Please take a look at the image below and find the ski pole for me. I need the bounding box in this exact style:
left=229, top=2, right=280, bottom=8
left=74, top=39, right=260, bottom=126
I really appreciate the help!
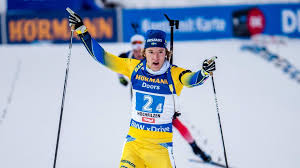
left=53, top=9, right=74, bottom=167
left=209, top=56, right=229, bottom=168
left=0, top=59, right=21, bottom=125
left=131, top=23, right=139, bottom=34
left=164, top=14, right=179, bottom=64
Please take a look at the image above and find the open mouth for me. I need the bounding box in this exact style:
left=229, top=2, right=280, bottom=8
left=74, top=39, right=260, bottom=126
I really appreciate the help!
left=153, top=62, right=159, bottom=66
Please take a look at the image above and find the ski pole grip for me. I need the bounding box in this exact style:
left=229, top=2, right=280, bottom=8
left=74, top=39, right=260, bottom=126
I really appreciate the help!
left=208, top=56, right=217, bottom=76
left=66, top=7, right=75, bottom=31
left=208, top=56, right=218, bottom=63
left=66, top=7, right=75, bottom=15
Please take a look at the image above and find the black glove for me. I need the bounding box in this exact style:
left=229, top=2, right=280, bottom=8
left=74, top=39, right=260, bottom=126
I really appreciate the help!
left=172, top=112, right=181, bottom=120
left=67, top=8, right=86, bottom=34
left=190, top=141, right=212, bottom=162
left=202, top=59, right=216, bottom=74
left=119, top=77, right=128, bottom=86
left=68, top=12, right=83, bottom=29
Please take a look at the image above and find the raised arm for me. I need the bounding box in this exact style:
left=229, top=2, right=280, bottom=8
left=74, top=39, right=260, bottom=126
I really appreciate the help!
left=67, top=8, right=139, bottom=78
left=182, top=58, right=216, bottom=87
left=79, top=32, right=137, bottom=76
left=171, top=59, right=216, bottom=95
left=180, top=69, right=209, bottom=87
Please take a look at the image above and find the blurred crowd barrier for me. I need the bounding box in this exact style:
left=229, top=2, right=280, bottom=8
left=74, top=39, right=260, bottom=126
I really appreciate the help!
left=0, top=2, right=300, bottom=44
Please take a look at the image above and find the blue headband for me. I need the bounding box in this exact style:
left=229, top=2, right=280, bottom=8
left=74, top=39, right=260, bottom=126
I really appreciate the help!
left=144, top=29, right=167, bottom=49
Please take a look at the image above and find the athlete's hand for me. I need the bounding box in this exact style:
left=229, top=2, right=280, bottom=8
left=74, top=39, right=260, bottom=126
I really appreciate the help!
left=66, top=7, right=87, bottom=34
left=119, top=77, right=128, bottom=86
left=202, top=58, right=216, bottom=75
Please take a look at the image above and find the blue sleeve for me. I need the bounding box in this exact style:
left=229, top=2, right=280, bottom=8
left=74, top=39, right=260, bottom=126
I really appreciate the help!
left=80, top=32, right=106, bottom=65
left=180, top=69, right=209, bottom=87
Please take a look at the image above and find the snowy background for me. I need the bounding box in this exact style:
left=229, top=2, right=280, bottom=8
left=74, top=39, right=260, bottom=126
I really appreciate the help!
left=0, top=38, right=299, bottom=168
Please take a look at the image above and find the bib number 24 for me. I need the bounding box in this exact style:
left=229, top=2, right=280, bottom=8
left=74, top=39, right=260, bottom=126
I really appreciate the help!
left=136, top=92, right=165, bottom=113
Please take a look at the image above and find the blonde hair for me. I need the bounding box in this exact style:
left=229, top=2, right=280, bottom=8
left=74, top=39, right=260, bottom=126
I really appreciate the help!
left=142, top=48, right=172, bottom=61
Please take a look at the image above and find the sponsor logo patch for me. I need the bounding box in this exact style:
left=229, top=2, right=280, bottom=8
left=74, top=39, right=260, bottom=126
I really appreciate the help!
left=130, top=119, right=172, bottom=132
left=147, top=38, right=162, bottom=42
left=135, top=74, right=168, bottom=84
left=137, top=111, right=161, bottom=118
left=142, top=117, right=155, bottom=123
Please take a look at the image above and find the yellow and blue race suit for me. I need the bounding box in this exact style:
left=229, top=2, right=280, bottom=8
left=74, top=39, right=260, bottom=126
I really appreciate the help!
left=79, top=32, right=209, bottom=168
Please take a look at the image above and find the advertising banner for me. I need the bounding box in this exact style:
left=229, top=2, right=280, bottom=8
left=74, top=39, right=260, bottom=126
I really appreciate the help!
left=232, top=4, right=300, bottom=38
left=122, top=4, right=300, bottom=42
left=122, top=7, right=232, bottom=42
left=8, top=0, right=80, bottom=11
left=261, top=4, right=300, bottom=37
left=6, top=10, right=117, bottom=44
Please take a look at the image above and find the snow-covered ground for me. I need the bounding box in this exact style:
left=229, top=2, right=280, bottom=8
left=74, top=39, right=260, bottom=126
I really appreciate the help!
left=0, top=38, right=299, bottom=168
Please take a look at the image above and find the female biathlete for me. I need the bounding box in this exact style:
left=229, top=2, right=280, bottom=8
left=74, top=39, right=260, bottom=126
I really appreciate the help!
left=68, top=9, right=216, bottom=168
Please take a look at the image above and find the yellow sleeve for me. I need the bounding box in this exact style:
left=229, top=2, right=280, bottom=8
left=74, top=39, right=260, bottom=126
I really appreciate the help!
left=170, top=66, right=186, bottom=96
left=104, top=52, right=140, bottom=79
left=79, top=32, right=140, bottom=79
left=171, top=65, right=209, bottom=95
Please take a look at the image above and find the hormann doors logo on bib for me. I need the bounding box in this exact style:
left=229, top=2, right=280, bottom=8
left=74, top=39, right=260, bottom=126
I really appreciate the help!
left=135, top=74, right=168, bottom=90
left=135, top=74, right=168, bottom=84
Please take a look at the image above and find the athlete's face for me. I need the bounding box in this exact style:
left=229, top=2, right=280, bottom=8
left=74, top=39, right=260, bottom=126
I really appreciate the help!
left=145, top=47, right=166, bottom=71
